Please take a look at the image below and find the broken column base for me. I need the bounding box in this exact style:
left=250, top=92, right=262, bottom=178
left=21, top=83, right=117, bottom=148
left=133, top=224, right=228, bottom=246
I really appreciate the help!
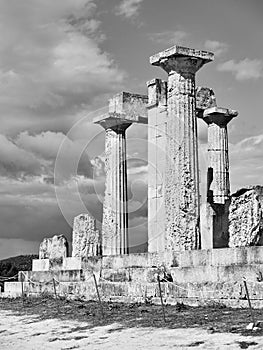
left=2, top=247, right=263, bottom=308
left=201, top=202, right=230, bottom=249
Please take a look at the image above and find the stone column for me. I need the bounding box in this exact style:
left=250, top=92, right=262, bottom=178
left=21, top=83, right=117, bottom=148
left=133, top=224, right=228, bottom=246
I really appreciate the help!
left=96, top=117, right=131, bottom=256
left=150, top=45, right=214, bottom=251
left=200, top=107, right=238, bottom=248
left=94, top=92, right=148, bottom=256
left=147, top=78, right=168, bottom=252
left=203, top=107, right=238, bottom=204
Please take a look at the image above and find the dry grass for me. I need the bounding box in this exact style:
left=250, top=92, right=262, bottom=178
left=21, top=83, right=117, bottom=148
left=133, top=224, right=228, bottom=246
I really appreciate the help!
left=0, top=295, right=262, bottom=337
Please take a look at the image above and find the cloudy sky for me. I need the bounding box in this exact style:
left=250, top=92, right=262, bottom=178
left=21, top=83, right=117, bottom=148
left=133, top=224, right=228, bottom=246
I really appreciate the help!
left=0, top=0, right=262, bottom=259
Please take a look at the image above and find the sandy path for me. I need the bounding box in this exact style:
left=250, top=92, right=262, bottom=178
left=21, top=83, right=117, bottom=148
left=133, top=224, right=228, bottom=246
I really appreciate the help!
left=0, top=309, right=262, bottom=349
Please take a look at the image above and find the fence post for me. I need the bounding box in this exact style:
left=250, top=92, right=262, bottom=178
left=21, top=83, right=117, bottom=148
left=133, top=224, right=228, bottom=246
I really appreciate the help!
left=157, top=274, right=166, bottom=323
left=243, top=278, right=255, bottom=325
left=21, top=280, right=24, bottom=306
left=52, top=278, right=60, bottom=312
left=93, top=273, right=104, bottom=319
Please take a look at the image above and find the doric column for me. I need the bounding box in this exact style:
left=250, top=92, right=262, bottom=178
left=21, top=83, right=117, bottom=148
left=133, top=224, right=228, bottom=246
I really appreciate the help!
left=97, top=118, right=131, bottom=255
left=147, top=78, right=168, bottom=252
left=203, top=107, right=238, bottom=204
left=150, top=45, right=214, bottom=251
left=94, top=92, right=147, bottom=256
left=199, top=106, right=238, bottom=248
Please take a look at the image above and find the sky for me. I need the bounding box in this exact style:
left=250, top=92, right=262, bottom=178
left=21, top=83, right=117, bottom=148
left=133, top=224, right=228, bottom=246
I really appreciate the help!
left=0, top=0, right=262, bottom=259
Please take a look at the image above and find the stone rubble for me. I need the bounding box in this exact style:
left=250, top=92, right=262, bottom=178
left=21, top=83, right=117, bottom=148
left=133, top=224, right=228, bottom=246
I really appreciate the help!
left=39, top=234, right=68, bottom=261
left=229, top=186, right=263, bottom=247
left=72, top=213, right=102, bottom=258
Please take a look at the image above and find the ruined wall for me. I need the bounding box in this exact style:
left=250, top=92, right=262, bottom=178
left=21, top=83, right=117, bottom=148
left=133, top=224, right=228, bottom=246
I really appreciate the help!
left=39, top=235, right=68, bottom=260
left=72, top=214, right=102, bottom=258
left=229, top=186, right=263, bottom=247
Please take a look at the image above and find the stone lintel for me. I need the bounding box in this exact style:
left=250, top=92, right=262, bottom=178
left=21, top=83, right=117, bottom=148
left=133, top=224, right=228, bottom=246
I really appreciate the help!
left=94, top=112, right=147, bottom=130
left=203, top=107, right=238, bottom=126
left=109, top=91, right=148, bottom=119
left=146, top=78, right=167, bottom=108
left=150, top=45, right=214, bottom=67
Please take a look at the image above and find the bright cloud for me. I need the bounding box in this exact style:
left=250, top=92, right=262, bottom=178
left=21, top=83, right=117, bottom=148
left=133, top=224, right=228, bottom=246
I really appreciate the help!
left=218, top=58, right=263, bottom=80
left=204, top=40, right=228, bottom=57
left=0, top=0, right=125, bottom=135
left=115, top=0, right=144, bottom=19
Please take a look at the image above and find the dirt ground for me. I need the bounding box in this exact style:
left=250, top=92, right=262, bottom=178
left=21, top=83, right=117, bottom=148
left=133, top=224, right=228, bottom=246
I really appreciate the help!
left=0, top=296, right=263, bottom=349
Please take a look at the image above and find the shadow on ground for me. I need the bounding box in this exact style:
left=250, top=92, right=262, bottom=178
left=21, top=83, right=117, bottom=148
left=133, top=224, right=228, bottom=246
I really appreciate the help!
left=0, top=295, right=262, bottom=338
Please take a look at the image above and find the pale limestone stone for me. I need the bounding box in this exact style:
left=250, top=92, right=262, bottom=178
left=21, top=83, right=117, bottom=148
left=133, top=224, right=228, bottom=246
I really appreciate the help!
left=199, top=107, right=238, bottom=248
left=229, top=186, right=263, bottom=247
left=39, top=234, right=68, bottom=261
left=195, top=86, right=217, bottom=117
left=150, top=45, right=214, bottom=251
left=72, top=213, right=101, bottom=258
left=94, top=92, right=148, bottom=256
left=203, top=107, right=238, bottom=204
left=147, top=78, right=167, bottom=252
left=108, top=92, right=148, bottom=120
left=32, top=259, right=50, bottom=271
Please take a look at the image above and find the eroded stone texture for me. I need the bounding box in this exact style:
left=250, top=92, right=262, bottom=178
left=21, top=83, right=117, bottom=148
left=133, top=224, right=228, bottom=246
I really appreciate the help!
left=150, top=45, right=214, bottom=251
left=229, top=186, right=263, bottom=247
left=203, top=107, right=238, bottom=204
left=199, top=107, right=238, bottom=248
left=147, top=79, right=168, bottom=252
left=109, top=92, right=148, bottom=120
left=72, top=214, right=101, bottom=258
left=39, top=235, right=68, bottom=260
left=94, top=92, right=148, bottom=256
left=195, top=87, right=217, bottom=117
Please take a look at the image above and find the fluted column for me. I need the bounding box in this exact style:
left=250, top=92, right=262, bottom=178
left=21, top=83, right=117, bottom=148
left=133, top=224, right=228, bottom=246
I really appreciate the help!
left=199, top=106, right=238, bottom=248
left=147, top=78, right=167, bottom=252
left=203, top=107, right=238, bottom=204
left=150, top=45, right=214, bottom=251
left=94, top=91, right=148, bottom=256
left=97, top=119, right=131, bottom=255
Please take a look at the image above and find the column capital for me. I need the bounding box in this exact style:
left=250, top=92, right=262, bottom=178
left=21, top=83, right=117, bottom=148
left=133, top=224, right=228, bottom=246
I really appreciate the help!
left=150, top=45, right=214, bottom=75
left=203, top=107, right=238, bottom=126
left=94, top=113, right=132, bottom=131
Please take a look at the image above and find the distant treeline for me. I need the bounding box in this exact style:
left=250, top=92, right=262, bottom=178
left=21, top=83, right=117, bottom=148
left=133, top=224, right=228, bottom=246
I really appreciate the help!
left=0, top=255, right=38, bottom=290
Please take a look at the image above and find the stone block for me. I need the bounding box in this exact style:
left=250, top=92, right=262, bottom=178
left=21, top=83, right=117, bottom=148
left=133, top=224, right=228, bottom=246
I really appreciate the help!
left=229, top=186, right=263, bottom=247
left=72, top=213, right=102, bottom=258
left=32, top=259, right=50, bottom=271
left=39, top=234, right=68, bottom=261
left=179, top=249, right=212, bottom=267
left=109, top=92, right=148, bottom=119
left=62, top=257, right=82, bottom=270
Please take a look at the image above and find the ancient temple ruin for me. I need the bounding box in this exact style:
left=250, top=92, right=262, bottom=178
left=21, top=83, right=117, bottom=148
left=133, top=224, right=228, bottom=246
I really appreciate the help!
left=2, top=44, right=263, bottom=308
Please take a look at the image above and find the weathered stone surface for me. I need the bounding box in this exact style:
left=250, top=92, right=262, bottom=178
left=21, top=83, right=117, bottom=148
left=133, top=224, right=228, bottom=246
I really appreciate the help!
left=147, top=78, right=167, bottom=252
left=202, top=107, right=238, bottom=204
left=72, top=213, right=102, bottom=258
left=94, top=92, right=148, bottom=256
left=229, top=186, right=263, bottom=247
left=39, top=234, right=68, bottom=261
left=150, top=45, right=214, bottom=251
left=109, top=91, right=148, bottom=120
left=199, top=107, right=237, bottom=249
left=195, top=87, right=217, bottom=117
